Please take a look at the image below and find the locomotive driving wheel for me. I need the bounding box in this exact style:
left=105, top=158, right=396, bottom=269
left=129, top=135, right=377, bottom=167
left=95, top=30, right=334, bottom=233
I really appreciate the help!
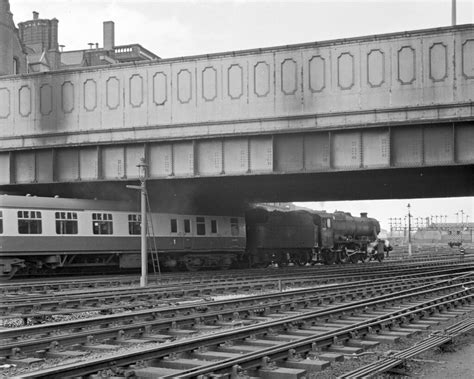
left=321, top=249, right=336, bottom=265
left=184, top=262, right=201, bottom=271
left=349, top=253, right=359, bottom=264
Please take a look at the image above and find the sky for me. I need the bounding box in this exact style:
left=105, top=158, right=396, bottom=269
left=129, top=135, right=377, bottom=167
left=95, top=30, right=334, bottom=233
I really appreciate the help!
left=8, top=0, right=474, bottom=229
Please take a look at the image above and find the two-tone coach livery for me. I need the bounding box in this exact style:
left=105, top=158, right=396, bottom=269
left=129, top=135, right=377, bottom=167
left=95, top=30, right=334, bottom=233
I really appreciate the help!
left=0, top=194, right=246, bottom=278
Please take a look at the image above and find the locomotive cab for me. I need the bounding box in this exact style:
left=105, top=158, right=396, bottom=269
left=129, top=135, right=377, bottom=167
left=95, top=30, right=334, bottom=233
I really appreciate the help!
left=311, top=213, right=337, bottom=264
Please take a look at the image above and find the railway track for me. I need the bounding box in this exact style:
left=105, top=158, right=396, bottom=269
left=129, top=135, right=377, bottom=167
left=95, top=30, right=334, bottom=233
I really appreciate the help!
left=2, top=271, right=473, bottom=378
left=339, top=317, right=474, bottom=378
left=2, top=254, right=472, bottom=296
left=2, top=263, right=473, bottom=320
left=1, top=251, right=471, bottom=294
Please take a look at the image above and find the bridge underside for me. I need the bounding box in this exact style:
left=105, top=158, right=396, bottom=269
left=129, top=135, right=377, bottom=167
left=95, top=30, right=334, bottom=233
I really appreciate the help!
left=4, top=165, right=472, bottom=214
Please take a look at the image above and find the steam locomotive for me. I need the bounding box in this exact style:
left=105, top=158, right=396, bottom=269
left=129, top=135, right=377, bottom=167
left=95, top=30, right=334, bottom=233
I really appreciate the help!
left=0, top=195, right=386, bottom=278
left=246, top=207, right=386, bottom=267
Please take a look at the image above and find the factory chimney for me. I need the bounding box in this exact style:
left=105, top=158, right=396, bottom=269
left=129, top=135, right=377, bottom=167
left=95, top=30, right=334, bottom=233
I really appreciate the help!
left=103, top=21, right=115, bottom=50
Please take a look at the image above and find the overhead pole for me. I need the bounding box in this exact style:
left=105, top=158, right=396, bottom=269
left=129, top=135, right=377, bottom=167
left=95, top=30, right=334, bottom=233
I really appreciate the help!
left=126, top=157, right=149, bottom=288
left=407, top=203, right=412, bottom=257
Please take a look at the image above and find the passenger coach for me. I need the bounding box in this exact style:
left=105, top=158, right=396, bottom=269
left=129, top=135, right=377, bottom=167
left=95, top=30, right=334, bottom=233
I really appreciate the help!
left=0, top=195, right=246, bottom=277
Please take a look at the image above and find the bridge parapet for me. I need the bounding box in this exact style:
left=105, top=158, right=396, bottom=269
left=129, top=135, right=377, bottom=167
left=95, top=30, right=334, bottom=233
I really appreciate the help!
left=0, top=25, right=473, bottom=187
left=0, top=24, right=473, bottom=150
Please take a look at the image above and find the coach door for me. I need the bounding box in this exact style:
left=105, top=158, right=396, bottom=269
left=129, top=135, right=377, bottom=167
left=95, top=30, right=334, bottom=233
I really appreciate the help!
left=321, top=217, right=334, bottom=248
left=183, top=218, right=192, bottom=250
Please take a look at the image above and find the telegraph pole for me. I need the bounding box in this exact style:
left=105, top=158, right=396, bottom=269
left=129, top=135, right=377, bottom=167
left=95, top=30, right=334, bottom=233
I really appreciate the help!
left=127, top=158, right=149, bottom=287
left=407, top=203, right=412, bottom=257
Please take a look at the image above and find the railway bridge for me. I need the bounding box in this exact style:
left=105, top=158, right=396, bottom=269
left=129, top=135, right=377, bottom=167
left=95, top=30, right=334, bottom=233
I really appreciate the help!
left=0, top=24, right=473, bottom=210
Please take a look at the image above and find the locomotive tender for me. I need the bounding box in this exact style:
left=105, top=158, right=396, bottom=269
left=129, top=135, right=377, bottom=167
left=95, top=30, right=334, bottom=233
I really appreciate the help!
left=0, top=195, right=384, bottom=278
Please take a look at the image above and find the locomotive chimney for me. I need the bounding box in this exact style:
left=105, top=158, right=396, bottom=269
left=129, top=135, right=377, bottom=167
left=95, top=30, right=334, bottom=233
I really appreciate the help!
left=360, top=212, right=368, bottom=218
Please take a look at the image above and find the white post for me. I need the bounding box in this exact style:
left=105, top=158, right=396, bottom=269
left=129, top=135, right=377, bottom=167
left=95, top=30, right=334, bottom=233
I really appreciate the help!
left=140, top=181, right=148, bottom=287
left=127, top=158, right=149, bottom=288
left=407, top=203, right=412, bottom=257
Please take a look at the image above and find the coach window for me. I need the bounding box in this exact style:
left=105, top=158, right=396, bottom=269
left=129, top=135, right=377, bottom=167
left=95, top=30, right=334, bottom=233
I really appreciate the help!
left=18, top=210, right=42, bottom=234
left=184, top=219, right=191, bottom=234
left=0, top=211, right=3, bottom=234
left=326, top=218, right=332, bottom=228
left=55, top=211, right=78, bottom=234
left=128, top=214, right=141, bottom=235
left=211, top=219, right=217, bottom=234
left=170, top=219, right=177, bottom=233
left=230, top=218, right=239, bottom=236
left=92, top=213, right=113, bottom=235
left=196, top=217, right=206, bottom=235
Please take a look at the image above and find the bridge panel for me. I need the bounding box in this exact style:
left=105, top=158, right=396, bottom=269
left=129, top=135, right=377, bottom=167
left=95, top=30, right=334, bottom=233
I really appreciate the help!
left=197, top=140, right=223, bottom=175
left=125, top=145, right=145, bottom=180
left=457, top=124, right=474, bottom=163
left=0, top=153, right=10, bottom=184
left=303, top=133, right=330, bottom=171
left=103, top=73, right=124, bottom=130
left=173, top=142, right=195, bottom=176
left=0, top=123, right=471, bottom=186
left=275, top=52, right=303, bottom=114
left=36, top=150, right=53, bottom=182
left=392, top=127, right=423, bottom=167
left=56, top=149, right=79, bottom=182
left=424, top=125, right=453, bottom=164
left=79, top=147, right=99, bottom=180
left=361, top=129, right=390, bottom=168
left=249, top=137, right=273, bottom=173
left=1, top=26, right=472, bottom=152
left=274, top=135, right=304, bottom=172
left=223, top=138, right=249, bottom=174
left=149, top=65, right=172, bottom=125
left=332, top=132, right=361, bottom=169
left=149, top=143, right=173, bottom=178
left=14, top=151, right=35, bottom=183
left=102, top=146, right=125, bottom=180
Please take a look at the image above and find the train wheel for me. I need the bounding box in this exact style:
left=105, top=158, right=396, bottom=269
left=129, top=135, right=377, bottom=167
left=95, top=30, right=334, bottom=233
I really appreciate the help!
left=338, top=251, right=349, bottom=264
left=185, top=262, right=201, bottom=271
left=349, top=254, right=359, bottom=264
left=322, top=250, right=336, bottom=265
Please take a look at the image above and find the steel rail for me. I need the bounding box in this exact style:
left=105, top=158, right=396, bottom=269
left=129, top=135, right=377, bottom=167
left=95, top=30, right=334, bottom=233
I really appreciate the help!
left=2, top=254, right=471, bottom=294
left=10, top=275, right=473, bottom=378
left=3, top=265, right=471, bottom=318
left=4, top=263, right=472, bottom=303
left=338, top=318, right=474, bottom=378
left=0, top=273, right=440, bottom=357
left=170, top=290, right=473, bottom=379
